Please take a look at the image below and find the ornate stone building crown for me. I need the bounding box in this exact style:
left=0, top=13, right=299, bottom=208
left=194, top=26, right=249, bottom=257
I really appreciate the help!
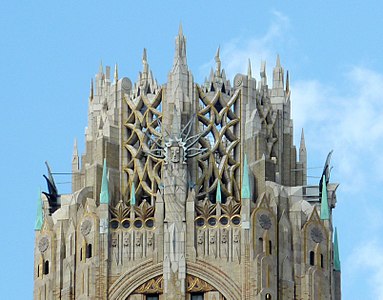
left=33, top=26, right=341, bottom=300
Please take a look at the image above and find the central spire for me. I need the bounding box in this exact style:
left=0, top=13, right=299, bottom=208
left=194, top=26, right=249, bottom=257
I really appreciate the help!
left=172, top=22, right=187, bottom=71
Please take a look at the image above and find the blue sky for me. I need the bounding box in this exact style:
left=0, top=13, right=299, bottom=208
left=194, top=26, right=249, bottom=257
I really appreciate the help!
left=1, top=1, right=382, bottom=299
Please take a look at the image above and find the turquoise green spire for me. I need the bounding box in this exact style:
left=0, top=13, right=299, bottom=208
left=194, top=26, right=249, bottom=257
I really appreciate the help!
left=35, top=191, right=44, bottom=231
left=216, top=181, right=222, bottom=203
left=130, top=182, right=136, bottom=206
left=241, top=154, right=251, bottom=199
left=334, top=227, right=341, bottom=271
left=100, top=158, right=109, bottom=204
left=320, top=174, right=330, bottom=220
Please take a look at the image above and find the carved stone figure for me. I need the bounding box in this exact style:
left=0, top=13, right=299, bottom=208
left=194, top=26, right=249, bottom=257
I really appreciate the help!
left=123, top=232, right=130, bottom=262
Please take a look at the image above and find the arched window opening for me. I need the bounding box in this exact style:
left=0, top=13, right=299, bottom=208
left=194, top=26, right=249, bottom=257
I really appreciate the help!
left=86, top=244, right=92, bottom=259
left=258, top=237, right=263, bottom=252
left=269, top=240, right=272, bottom=255
left=266, top=293, right=272, bottom=300
left=43, top=260, right=49, bottom=275
left=320, top=254, right=324, bottom=268
left=309, top=251, right=315, bottom=266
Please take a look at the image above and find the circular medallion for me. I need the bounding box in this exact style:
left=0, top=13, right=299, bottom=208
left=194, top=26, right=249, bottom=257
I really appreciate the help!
left=80, top=219, right=92, bottom=236
left=234, top=74, right=243, bottom=87
left=310, top=227, right=323, bottom=243
left=121, top=77, right=132, bottom=92
left=38, top=236, right=49, bottom=253
left=258, top=214, right=272, bottom=230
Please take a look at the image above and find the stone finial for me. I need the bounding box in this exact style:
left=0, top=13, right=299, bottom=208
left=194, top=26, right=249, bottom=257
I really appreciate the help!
left=34, top=191, right=44, bottom=231
left=334, top=227, right=341, bottom=271
left=100, top=158, right=109, bottom=204
left=299, top=128, right=306, bottom=153
left=99, top=60, right=103, bottom=74
left=142, top=48, right=148, bottom=76
left=173, top=24, right=187, bottom=69
left=215, top=46, right=221, bottom=76
left=247, top=58, right=252, bottom=78
left=114, top=63, right=119, bottom=83
left=89, top=78, right=94, bottom=100
left=320, top=175, right=329, bottom=220
left=276, top=54, right=281, bottom=68
left=260, top=61, right=267, bottom=86
left=241, top=154, right=251, bottom=199
left=178, top=21, right=183, bottom=36
left=73, top=138, right=79, bottom=158
left=273, top=54, right=284, bottom=89
left=285, top=70, right=290, bottom=93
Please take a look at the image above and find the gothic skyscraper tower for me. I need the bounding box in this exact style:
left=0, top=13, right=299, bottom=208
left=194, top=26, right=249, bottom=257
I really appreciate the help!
left=33, top=27, right=341, bottom=300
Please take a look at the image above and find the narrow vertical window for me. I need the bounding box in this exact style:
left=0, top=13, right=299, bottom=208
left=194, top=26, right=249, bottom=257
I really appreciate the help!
left=43, top=260, right=49, bottom=275
left=86, top=244, right=92, bottom=258
left=80, top=248, right=83, bottom=261
left=310, top=251, right=315, bottom=266
left=269, top=240, right=272, bottom=255
left=320, top=254, right=324, bottom=268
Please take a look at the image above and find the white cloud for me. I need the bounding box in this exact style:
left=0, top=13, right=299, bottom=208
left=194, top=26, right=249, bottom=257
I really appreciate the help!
left=292, top=67, right=383, bottom=190
left=199, top=11, right=291, bottom=80
left=350, top=241, right=383, bottom=300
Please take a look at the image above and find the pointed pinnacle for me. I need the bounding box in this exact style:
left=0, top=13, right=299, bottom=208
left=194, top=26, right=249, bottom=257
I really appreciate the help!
left=241, top=154, right=251, bottom=199
left=34, top=190, right=44, bottom=231
left=114, top=63, right=118, bottom=82
left=300, top=128, right=306, bottom=150
left=248, top=58, right=252, bottom=78
left=100, top=158, right=109, bottom=204
left=215, top=46, right=221, bottom=75
left=260, top=61, right=266, bottom=77
left=215, top=46, right=220, bottom=60
left=99, top=60, right=103, bottom=73
left=286, top=70, right=290, bottom=93
left=334, top=227, right=341, bottom=271
left=90, top=78, right=94, bottom=99
left=73, top=138, right=78, bottom=157
left=142, top=48, right=147, bottom=62
left=178, top=22, right=183, bottom=36
left=276, top=54, right=281, bottom=68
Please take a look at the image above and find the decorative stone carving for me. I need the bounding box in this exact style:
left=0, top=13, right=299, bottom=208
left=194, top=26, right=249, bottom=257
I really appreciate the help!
left=123, top=232, right=130, bottom=262
left=258, top=214, right=272, bottom=230
left=234, top=74, right=243, bottom=87
left=38, top=236, right=49, bottom=253
left=310, top=227, right=323, bottom=243
left=80, top=219, right=92, bottom=236
left=197, top=230, right=205, bottom=257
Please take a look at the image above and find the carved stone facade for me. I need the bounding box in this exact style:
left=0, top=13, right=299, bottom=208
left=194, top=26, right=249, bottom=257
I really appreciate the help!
left=33, top=27, right=341, bottom=300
